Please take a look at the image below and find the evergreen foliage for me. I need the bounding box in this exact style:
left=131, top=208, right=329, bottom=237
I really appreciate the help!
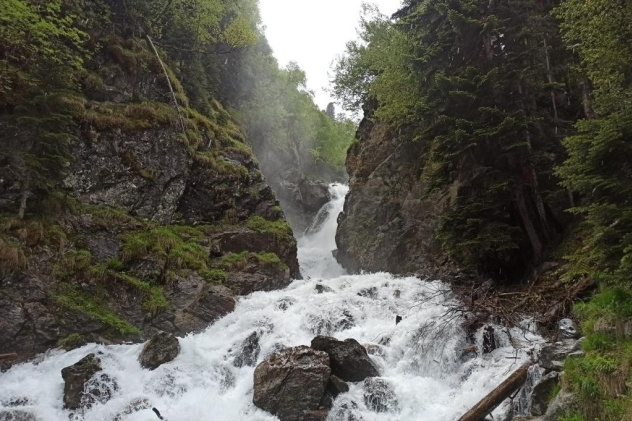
left=333, top=0, right=581, bottom=276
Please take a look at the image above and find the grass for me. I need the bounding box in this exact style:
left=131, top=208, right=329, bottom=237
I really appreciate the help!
left=245, top=216, right=293, bottom=242
left=120, top=226, right=210, bottom=279
left=563, top=286, right=632, bottom=420
left=193, top=151, right=249, bottom=180
left=215, top=251, right=288, bottom=271
left=200, top=268, right=227, bottom=284
left=0, top=237, right=26, bottom=270
left=54, top=285, right=140, bottom=335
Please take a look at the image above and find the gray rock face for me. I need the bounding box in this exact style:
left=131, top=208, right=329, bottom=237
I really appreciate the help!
left=253, top=346, right=331, bottom=421
left=61, top=354, right=102, bottom=410
left=530, top=372, right=559, bottom=416
left=64, top=129, right=189, bottom=224
left=310, top=336, right=380, bottom=382
left=335, top=107, right=451, bottom=277
left=363, top=378, right=399, bottom=413
left=138, top=332, right=180, bottom=370
left=298, top=178, right=330, bottom=213
left=539, top=340, right=579, bottom=372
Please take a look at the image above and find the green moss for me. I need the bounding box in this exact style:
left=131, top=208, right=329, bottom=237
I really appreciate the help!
left=57, top=333, right=86, bottom=351
left=54, top=286, right=140, bottom=335
left=0, top=236, right=26, bottom=270
left=245, top=216, right=293, bottom=241
left=200, top=268, right=227, bottom=284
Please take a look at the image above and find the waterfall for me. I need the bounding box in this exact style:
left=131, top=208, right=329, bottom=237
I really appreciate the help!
left=0, top=184, right=541, bottom=421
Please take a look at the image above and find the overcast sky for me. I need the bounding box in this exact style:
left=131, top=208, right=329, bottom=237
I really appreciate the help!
left=259, top=0, right=403, bottom=111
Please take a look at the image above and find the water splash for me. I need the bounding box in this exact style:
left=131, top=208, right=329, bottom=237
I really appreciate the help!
left=0, top=184, right=540, bottom=421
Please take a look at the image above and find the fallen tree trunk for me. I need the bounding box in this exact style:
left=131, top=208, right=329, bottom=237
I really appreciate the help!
left=455, top=361, right=530, bottom=421
left=0, top=353, right=18, bottom=361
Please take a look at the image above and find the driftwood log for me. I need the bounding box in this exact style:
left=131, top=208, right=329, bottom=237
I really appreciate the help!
left=455, top=361, right=530, bottom=421
left=0, top=353, right=18, bottom=361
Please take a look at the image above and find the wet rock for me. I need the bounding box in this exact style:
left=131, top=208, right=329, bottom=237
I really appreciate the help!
left=61, top=353, right=102, bottom=410
left=315, top=284, right=334, bottom=294
left=530, top=372, right=559, bottom=416
left=362, top=343, right=386, bottom=357
left=139, top=332, right=180, bottom=370
left=174, top=285, right=236, bottom=333
left=253, top=346, right=331, bottom=421
left=275, top=297, right=296, bottom=311
left=113, top=398, right=152, bottom=421
left=232, top=331, right=261, bottom=368
left=335, top=310, right=355, bottom=331
left=482, top=325, right=497, bottom=354
left=329, top=397, right=364, bottom=421
left=327, top=375, right=350, bottom=397
left=357, top=287, right=377, bottom=299
left=539, top=340, right=578, bottom=372
left=363, top=378, right=398, bottom=413
left=558, top=319, right=579, bottom=339
left=303, top=410, right=329, bottom=421
left=298, top=178, right=330, bottom=213
left=311, top=336, right=380, bottom=382
left=0, top=410, right=38, bottom=421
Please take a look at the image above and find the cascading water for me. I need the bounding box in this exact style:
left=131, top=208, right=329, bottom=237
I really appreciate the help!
left=0, top=184, right=541, bottom=421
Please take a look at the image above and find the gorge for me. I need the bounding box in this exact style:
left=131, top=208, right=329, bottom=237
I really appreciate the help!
left=1, top=0, right=632, bottom=421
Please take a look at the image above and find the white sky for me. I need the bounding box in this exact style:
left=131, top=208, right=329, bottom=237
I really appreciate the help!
left=259, top=0, right=403, bottom=111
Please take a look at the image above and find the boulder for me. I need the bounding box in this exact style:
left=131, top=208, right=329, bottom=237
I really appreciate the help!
left=530, top=372, right=559, bottom=416
left=558, top=319, right=579, bottom=339
left=253, top=346, right=331, bottom=421
left=138, top=332, right=180, bottom=370
left=310, top=336, right=380, bottom=382
left=298, top=179, right=329, bottom=213
left=327, top=375, right=350, bottom=397
left=363, top=378, right=399, bottom=413
left=315, top=284, right=334, bottom=294
left=232, top=331, right=261, bottom=368
left=61, top=353, right=102, bottom=410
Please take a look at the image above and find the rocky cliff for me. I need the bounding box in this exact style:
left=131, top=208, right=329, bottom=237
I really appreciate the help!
left=336, top=105, right=454, bottom=278
left=0, top=34, right=299, bottom=362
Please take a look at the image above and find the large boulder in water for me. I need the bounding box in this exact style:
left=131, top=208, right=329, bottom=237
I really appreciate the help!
left=253, top=346, right=331, bottom=421
left=298, top=178, right=330, bottom=213
left=311, top=336, right=380, bottom=382
left=61, top=354, right=102, bottom=410
left=138, top=332, right=180, bottom=370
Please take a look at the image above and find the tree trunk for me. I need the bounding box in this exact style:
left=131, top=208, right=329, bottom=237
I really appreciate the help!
left=145, top=35, right=188, bottom=138
left=18, top=172, right=30, bottom=220
left=514, top=188, right=542, bottom=262
left=456, top=362, right=531, bottom=421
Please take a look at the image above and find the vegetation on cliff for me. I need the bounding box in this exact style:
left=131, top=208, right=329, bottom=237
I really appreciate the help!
left=333, top=0, right=632, bottom=419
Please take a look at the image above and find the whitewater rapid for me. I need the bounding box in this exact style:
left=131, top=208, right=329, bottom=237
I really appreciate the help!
left=0, top=184, right=541, bottom=421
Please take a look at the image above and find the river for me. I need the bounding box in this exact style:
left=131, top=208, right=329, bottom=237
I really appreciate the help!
left=0, top=184, right=540, bottom=421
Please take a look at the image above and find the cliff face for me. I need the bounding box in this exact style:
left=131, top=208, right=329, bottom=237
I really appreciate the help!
left=336, top=101, right=571, bottom=280
left=0, top=35, right=299, bottom=361
left=335, top=107, right=454, bottom=278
